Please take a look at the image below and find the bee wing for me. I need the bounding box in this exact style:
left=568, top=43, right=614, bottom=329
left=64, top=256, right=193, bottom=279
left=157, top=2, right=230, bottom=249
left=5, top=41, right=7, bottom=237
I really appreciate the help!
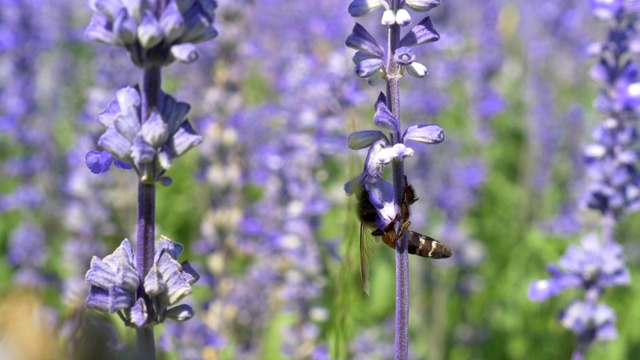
left=360, top=222, right=376, bottom=296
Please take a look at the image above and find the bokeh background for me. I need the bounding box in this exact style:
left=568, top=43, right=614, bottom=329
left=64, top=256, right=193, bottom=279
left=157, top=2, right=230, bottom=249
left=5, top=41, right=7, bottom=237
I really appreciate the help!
left=1, top=0, right=639, bottom=359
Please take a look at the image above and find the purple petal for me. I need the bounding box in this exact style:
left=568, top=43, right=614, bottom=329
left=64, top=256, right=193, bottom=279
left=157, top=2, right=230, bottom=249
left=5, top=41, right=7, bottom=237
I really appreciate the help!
left=355, top=58, right=384, bottom=78
left=85, top=286, right=111, bottom=312
left=108, top=285, right=136, bottom=313
left=131, top=135, right=156, bottom=165
left=141, top=110, right=169, bottom=147
left=156, top=235, right=184, bottom=261
left=160, top=2, right=186, bottom=43
left=113, top=8, right=137, bottom=44
left=114, top=158, right=133, bottom=169
left=403, top=124, right=445, bottom=144
left=348, top=0, right=383, bottom=17
left=180, top=260, right=200, bottom=285
left=345, top=23, right=384, bottom=58
left=85, top=150, right=113, bottom=174
left=171, top=43, right=199, bottom=63
left=98, top=127, right=132, bottom=160
left=394, top=46, right=416, bottom=66
left=373, top=94, right=399, bottom=132
left=144, top=265, right=168, bottom=297
left=352, top=50, right=378, bottom=64
left=400, top=16, right=440, bottom=48
left=85, top=13, right=122, bottom=45
left=528, top=279, right=560, bottom=301
left=348, top=130, right=387, bottom=149
left=171, top=121, right=202, bottom=157
left=159, top=92, right=191, bottom=134
left=405, top=0, right=441, bottom=12
left=590, top=0, right=623, bottom=19
left=165, top=304, right=195, bottom=322
left=138, top=10, right=164, bottom=48
left=130, top=298, right=148, bottom=327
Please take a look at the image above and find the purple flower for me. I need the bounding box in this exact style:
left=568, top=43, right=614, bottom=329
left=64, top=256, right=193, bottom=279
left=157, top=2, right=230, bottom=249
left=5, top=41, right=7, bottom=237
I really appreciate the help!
left=88, top=86, right=202, bottom=182
left=85, top=150, right=133, bottom=174
left=560, top=300, right=618, bottom=342
left=348, top=0, right=384, bottom=18
left=346, top=23, right=385, bottom=59
left=346, top=92, right=445, bottom=197
left=399, top=16, right=440, bottom=48
left=85, top=0, right=218, bottom=66
left=6, top=223, right=49, bottom=287
left=394, top=46, right=416, bottom=66
left=528, top=3, right=635, bottom=357
left=528, top=234, right=630, bottom=302
left=405, top=0, right=441, bottom=13
left=159, top=317, right=226, bottom=359
left=85, top=239, right=139, bottom=314
left=590, top=0, right=624, bottom=20
left=85, top=236, right=199, bottom=327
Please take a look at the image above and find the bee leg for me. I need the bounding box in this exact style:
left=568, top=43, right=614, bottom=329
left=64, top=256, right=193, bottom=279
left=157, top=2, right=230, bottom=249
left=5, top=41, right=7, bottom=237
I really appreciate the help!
left=399, top=220, right=411, bottom=236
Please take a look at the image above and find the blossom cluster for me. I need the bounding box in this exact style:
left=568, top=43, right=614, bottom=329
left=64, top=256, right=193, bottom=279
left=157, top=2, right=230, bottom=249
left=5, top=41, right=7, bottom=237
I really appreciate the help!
left=529, top=234, right=629, bottom=339
left=86, top=236, right=199, bottom=327
left=528, top=0, right=636, bottom=355
left=85, top=0, right=218, bottom=66
left=583, top=12, right=640, bottom=216
left=86, top=86, right=202, bottom=184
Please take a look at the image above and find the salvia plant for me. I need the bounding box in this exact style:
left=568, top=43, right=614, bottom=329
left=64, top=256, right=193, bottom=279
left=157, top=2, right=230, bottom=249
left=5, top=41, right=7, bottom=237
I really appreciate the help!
left=528, top=1, right=638, bottom=359
left=6, top=0, right=640, bottom=358
left=343, top=0, right=447, bottom=358
left=81, top=1, right=217, bottom=358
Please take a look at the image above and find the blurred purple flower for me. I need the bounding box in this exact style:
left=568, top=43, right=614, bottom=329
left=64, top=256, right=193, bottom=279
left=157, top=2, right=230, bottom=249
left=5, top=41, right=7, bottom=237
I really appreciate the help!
left=528, top=234, right=630, bottom=302
left=528, top=4, right=635, bottom=358
left=559, top=300, right=618, bottom=343
left=183, top=0, right=361, bottom=356
left=6, top=223, right=48, bottom=287
left=159, top=316, right=226, bottom=359
left=590, top=0, right=624, bottom=19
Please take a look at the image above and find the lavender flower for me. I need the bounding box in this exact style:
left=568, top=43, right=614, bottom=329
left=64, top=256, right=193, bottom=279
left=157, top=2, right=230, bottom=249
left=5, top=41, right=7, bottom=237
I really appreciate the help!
left=85, top=0, right=218, bottom=67
left=529, top=234, right=630, bottom=302
left=529, top=234, right=629, bottom=355
left=159, top=317, right=225, bottom=359
left=0, top=0, right=75, bottom=294
left=7, top=224, right=49, bottom=287
left=528, top=3, right=636, bottom=358
left=344, top=1, right=446, bottom=358
left=82, top=2, right=217, bottom=358
left=87, top=85, right=201, bottom=183
left=581, top=2, right=640, bottom=218
left=180, top=0, right=363, bottom=356
left=85, top=236, right=200, bottom=326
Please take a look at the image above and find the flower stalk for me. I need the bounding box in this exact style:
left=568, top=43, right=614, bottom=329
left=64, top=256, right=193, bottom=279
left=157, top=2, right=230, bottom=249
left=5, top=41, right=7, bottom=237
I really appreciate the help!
left=386, top=2, right=410, bottom=358
left=345, top=1, right=445, bottom=358
left=136, top=181, right=156, bottom=356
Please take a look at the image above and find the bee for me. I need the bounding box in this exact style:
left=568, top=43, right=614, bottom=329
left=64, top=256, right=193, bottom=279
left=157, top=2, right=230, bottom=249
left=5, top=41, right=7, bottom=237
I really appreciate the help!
left=355, top=175, right=452, bottom=294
